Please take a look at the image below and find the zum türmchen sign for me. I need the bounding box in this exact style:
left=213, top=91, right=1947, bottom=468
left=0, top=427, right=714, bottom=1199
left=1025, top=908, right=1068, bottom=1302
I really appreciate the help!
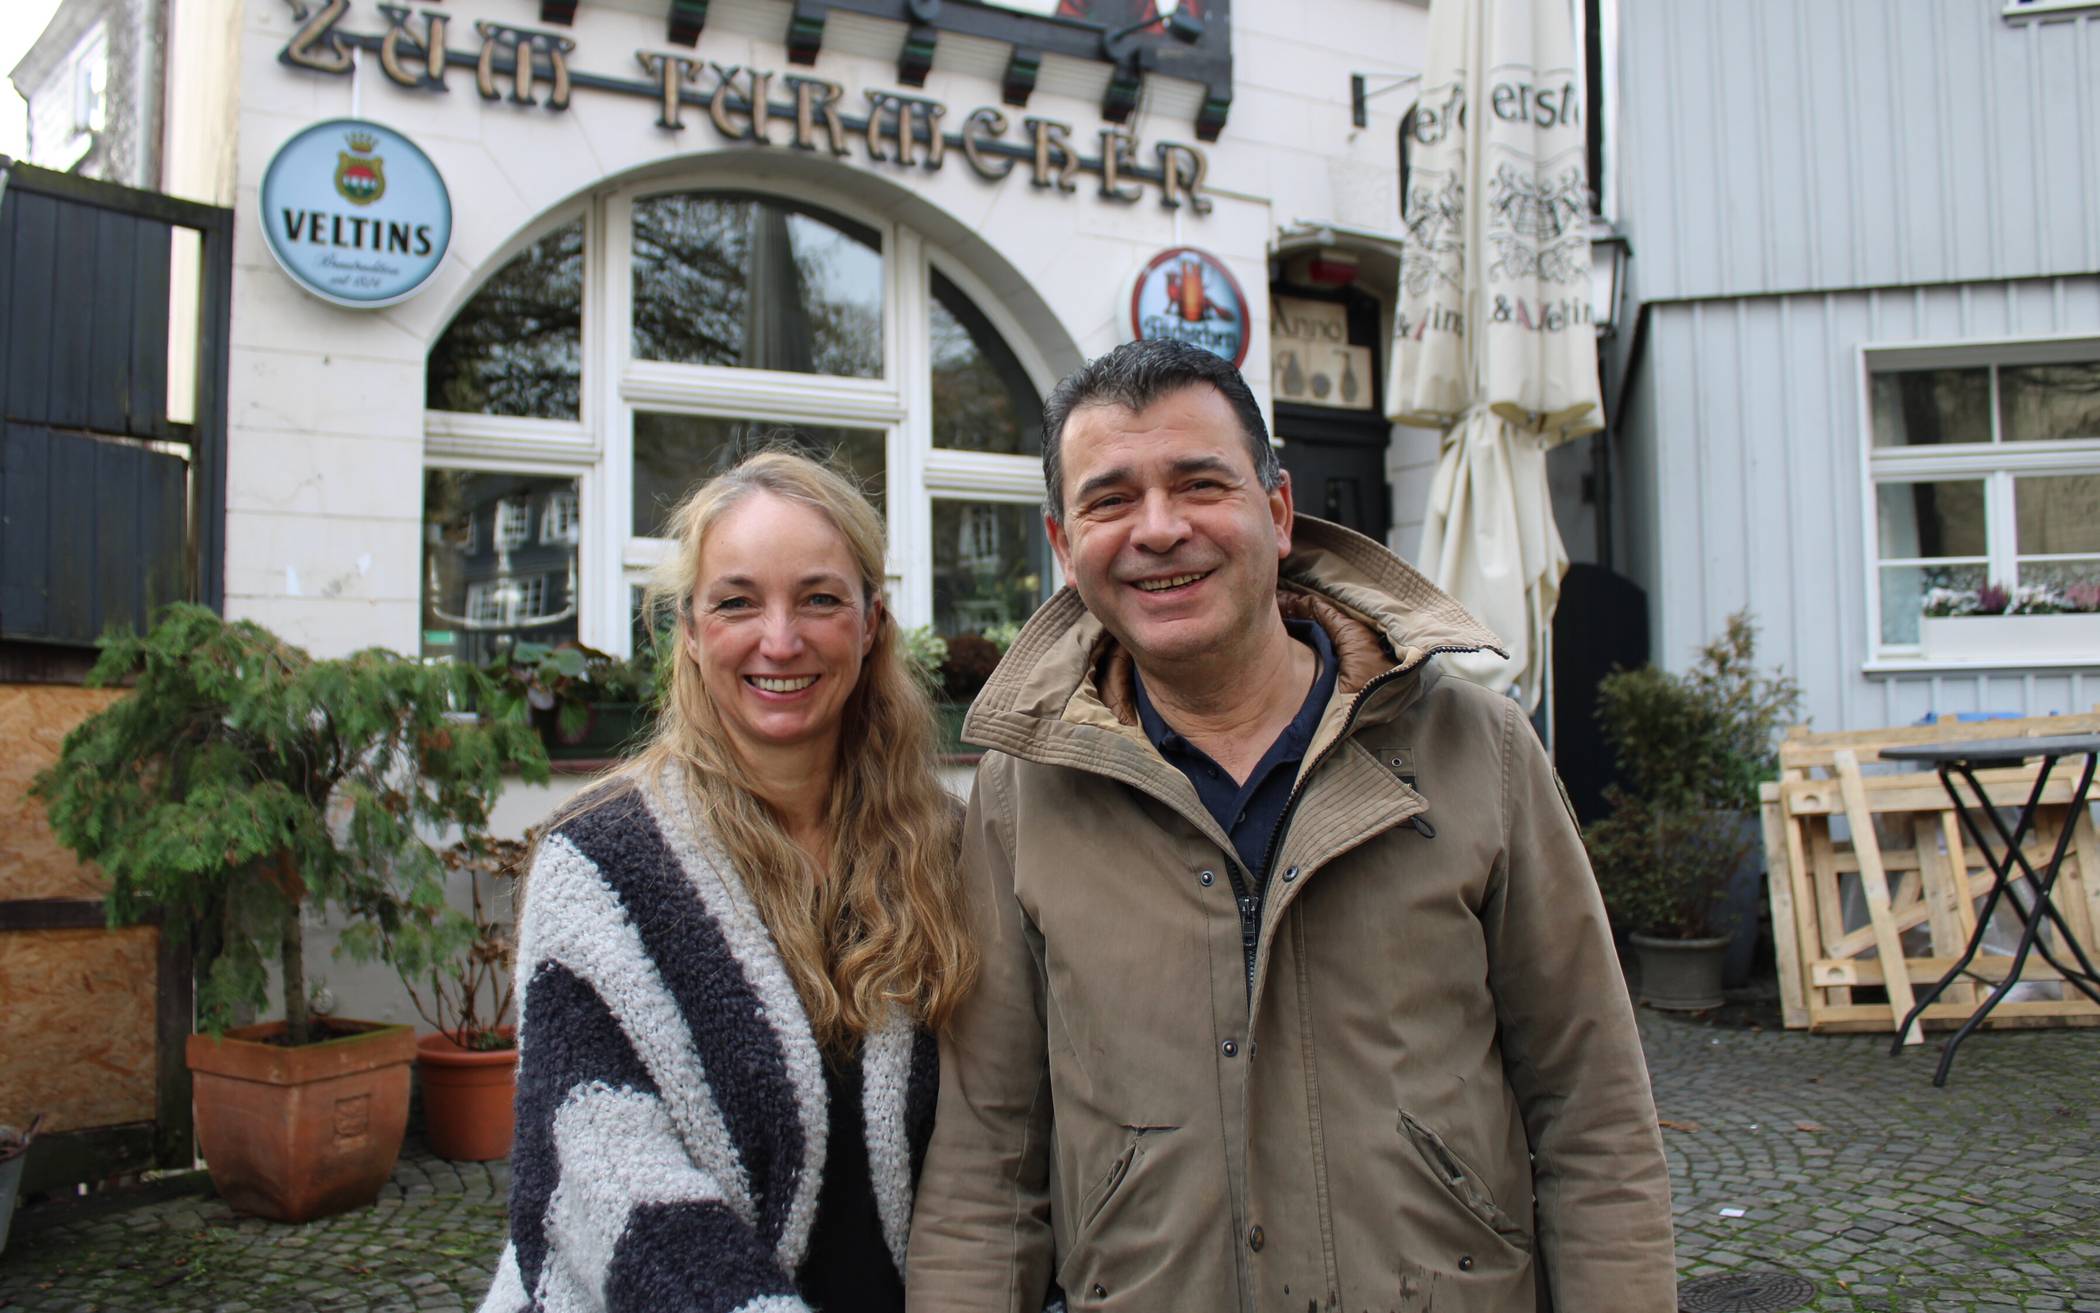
left=282, top=2, right=1214, bottom=213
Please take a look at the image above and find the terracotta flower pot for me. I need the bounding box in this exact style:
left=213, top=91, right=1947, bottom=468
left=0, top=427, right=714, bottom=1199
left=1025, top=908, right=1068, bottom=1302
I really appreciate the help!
left=417, top=1029, right=519, bottom=1162
left=186, top=1018, right=415, bottom=1223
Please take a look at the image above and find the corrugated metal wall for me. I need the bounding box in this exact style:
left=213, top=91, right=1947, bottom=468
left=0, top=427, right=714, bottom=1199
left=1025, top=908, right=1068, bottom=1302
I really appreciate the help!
left=1619, top=0, right=2100, bottom=302
left=1617, top=276, right=2100, bottom=735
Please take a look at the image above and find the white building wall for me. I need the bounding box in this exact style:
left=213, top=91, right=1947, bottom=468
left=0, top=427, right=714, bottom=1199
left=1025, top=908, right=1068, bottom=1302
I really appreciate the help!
left=1617, top=0, right=2100, bottom=303
left=223, top=0, right=1428, bottom=657
left=1617, top=275, right=2100, bottom=735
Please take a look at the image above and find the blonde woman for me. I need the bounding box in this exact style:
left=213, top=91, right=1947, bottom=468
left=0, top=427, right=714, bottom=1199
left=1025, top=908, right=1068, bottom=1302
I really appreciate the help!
left=480, top=449, right=975, bottom=1313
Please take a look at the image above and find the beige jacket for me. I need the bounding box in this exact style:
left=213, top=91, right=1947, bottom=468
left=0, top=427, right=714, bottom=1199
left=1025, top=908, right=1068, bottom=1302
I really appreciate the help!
left=906, top=518, right=1675, bottom=1313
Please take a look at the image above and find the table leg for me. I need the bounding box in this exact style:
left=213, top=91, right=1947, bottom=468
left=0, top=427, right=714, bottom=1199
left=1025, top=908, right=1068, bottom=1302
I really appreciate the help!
left=1891, top=762, right=2054, bottom=1060
left=1956, top=755, right=2100, bottom=1003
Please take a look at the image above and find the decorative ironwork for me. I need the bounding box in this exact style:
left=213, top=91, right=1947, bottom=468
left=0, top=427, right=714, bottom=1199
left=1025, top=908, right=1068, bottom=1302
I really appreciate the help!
left=1677, top=1273, right=1817, bottom=1313
left=1101, top=64, right=1141, bottom=123
left=1001, top=46, right=1040, bottom=107
left=785, top=1, right=827, bottom=65
left=898, top=23, right=937, bottom=87
left=666, top=0, right=707, bottom=46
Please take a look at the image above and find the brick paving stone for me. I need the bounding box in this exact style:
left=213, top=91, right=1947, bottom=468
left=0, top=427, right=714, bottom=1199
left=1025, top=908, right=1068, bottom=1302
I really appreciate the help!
left=1, top=993, right=2095, bottom=1311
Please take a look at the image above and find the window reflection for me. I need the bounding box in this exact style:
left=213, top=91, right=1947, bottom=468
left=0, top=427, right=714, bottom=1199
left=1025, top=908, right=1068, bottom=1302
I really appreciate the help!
left=1868, top=369, right=1991, bottom=447
left=1999, top=362, right=2100, bottom=443
left=426, top=221, right=584, bottom=419
left=932, top=499, right=1050, bottom=638
left=931, top=270, right=1042, bottom=454
left=1876, top=481, right=1986, bottom=558
left=424, top=470, right=582, bottom=662
left=631, top=193, right=883, bottom=377
left=631, top=414, right=887, bottom=538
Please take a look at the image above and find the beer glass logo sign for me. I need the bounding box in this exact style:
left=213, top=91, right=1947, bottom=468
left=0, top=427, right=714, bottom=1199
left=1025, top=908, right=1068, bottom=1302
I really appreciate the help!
left=1130, top=247, right=1249, bottom=367
left=261, top=118, right=451, bottom=309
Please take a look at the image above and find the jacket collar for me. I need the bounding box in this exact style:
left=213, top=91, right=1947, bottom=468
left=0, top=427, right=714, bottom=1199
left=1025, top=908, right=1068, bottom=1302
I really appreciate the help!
left=963, top=515, right=1505, bottom=774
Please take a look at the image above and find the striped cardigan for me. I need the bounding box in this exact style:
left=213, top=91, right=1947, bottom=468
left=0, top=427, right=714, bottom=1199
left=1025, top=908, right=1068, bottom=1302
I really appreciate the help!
left=479, top=771, right=939, bottom=1313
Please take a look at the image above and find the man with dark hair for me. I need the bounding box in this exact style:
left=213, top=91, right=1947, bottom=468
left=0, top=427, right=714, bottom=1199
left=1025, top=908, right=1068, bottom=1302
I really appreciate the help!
left=906, top=338, right=1675, bottom=1312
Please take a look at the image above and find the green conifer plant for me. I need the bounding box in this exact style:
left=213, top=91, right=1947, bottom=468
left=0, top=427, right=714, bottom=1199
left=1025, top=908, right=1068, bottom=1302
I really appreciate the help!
left=32, top=604, right=549, bottom=1045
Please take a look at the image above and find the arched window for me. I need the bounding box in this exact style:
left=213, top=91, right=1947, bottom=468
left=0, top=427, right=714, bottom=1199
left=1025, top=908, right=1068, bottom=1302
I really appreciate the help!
left=421, top=183, right=1054, bottom=666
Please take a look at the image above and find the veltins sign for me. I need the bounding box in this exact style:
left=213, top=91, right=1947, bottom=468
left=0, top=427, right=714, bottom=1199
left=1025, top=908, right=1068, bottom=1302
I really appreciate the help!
left=260, top=118, right=452, bottom=309
left=1128, top=247, right=1249, bottom=368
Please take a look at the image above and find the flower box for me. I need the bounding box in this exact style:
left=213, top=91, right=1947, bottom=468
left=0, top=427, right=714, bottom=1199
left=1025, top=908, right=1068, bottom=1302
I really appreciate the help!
left=1918, top=612, right=2100, bottom=662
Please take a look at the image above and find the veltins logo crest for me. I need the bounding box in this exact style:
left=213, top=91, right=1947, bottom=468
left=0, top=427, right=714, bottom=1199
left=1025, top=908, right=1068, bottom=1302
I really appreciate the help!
left=1128, top=247, right=1250, bottom=368
left=334, top=131, right=385, bottom=205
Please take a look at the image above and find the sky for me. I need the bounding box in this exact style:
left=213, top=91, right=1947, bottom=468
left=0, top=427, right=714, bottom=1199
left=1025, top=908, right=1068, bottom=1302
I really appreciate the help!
left=0, top=0, right=67, bottom=160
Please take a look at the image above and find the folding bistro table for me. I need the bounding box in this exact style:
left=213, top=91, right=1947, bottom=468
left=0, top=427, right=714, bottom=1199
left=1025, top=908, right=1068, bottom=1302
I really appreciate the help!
left=1878, top=734, right=2100, bottom=1085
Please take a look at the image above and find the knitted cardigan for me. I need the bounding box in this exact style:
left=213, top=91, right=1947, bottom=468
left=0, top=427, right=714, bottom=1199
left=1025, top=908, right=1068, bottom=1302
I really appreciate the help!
left=478, top=769, right=939, bottom=1313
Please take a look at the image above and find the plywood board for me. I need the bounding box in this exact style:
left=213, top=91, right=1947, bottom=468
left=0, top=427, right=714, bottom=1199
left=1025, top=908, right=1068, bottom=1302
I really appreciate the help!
left=0, top=926, right=159, bottom=1133
left=0, top=685, right=120, bottom=901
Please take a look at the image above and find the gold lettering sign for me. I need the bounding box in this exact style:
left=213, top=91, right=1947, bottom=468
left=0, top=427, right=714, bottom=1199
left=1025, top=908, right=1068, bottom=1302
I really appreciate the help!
left=277, top=10, right=1213, bottom=213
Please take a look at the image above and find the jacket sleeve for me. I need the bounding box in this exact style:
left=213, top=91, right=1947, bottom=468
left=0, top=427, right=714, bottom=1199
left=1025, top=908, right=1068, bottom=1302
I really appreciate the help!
left=905, top=757, right=1057, bottom=1313
left=485, top=831, right=811, bottom=1313
left=1481, top=699, right=1677, bottom=1312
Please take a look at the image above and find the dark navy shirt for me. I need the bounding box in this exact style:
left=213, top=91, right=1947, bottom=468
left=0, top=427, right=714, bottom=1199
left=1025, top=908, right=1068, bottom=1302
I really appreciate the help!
left=1133, top=619, right=1339, bottom=891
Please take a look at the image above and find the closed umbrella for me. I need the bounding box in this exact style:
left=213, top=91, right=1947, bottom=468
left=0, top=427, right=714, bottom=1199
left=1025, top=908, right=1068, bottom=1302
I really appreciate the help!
left=1388, top=0, right=1600, bottom=711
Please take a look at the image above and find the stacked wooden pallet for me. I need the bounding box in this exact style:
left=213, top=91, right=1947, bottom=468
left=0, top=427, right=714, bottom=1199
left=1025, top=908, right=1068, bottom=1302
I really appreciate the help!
left=1759, top=710, right=2100, bottom=1036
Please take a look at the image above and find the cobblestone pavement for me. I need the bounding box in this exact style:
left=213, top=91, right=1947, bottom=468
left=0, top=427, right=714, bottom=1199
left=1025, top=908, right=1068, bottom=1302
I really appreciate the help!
left=1, top=1003, right=2096, bottom=1311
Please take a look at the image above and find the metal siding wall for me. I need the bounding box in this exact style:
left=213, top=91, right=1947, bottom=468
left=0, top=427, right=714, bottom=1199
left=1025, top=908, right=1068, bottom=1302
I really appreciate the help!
left=1619, top=0, right=2100, bottom=301
left=1626, top=276, right=2100, bottom=735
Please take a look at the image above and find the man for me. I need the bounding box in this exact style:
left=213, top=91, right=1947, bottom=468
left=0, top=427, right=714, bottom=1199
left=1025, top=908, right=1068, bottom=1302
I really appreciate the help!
left=906, top=338, right=1674, bottom=1312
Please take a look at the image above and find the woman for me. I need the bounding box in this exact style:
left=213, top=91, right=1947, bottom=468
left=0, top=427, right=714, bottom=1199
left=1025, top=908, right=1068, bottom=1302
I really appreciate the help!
left=481, top=449, right=975, bottom=1313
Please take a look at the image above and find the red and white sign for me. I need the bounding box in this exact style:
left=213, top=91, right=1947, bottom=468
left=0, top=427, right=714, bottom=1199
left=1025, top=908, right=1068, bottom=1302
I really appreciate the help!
left=1128, top=246, right=1250, bottom=368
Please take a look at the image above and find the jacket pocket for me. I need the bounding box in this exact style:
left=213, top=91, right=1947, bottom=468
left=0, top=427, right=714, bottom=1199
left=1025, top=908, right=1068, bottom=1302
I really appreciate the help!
left=1076, top=1124, right=1173, bottom=1234
left=1398, top=1110, right=1533, bottom=1255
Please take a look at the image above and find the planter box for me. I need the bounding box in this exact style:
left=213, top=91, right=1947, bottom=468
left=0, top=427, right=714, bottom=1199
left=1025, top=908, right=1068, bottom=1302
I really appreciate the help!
left=1918, top=612, right=2100, bottom=662
left=541, top=701, right=653, bottom=760
left=187, top=1019, right=414, bottom=1222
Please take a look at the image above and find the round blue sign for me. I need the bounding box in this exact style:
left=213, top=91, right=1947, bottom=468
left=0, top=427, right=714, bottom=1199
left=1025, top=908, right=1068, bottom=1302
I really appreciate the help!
left=259, top=118, right=452, bottom=309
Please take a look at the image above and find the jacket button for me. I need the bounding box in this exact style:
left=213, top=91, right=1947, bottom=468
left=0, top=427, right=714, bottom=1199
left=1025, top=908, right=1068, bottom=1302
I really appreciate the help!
left=1248, top=1224, right=1265, bottom=1251
left=1458, top=1254, right=1474, bottom=1271
left=1091, top=1283, right=1107, bottom=1298
left=1198, top=868, right=1215, bottom=886
left=1221, top=1039, right=1239, bottom=1057
left=1282, top=865, right=1300, bottom=882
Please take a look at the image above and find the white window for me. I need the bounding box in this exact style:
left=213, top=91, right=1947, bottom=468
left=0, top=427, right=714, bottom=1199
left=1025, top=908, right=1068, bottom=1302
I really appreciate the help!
left=1863, top=341, right=2100, bottom=663
left=423, top=181, right=1061, bottom=670
left=71, top=30, right=107, bottom=137
left=542, top=489, right=580, bottom=545
left=494, top=496, right=532, bottom=549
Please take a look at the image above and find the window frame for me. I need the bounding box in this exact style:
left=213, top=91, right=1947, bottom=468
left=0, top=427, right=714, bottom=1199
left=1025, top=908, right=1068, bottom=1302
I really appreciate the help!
left=1858, top=333, right=2100, bottom=670
left=424, top=178, right=1062, bottom=664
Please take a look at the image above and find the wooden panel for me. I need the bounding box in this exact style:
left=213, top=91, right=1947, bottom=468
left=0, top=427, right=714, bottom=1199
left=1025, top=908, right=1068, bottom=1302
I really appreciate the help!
left=1761, top=793, right=1809, bottom=1028
left=1, top=423, right=50, bottom=636
left=47, top=197, right=96, bottom=432
left=86, top=207, right=135, bottom=437
left=0, top=926, right=159, bottom=1134
left=1835, top=750, right=1920, bottom=1043
left=4, top=190, right=58, bottom=424
left=128, top=218, right=172, bottom=439
left=0, top=684, right=121, bottom=901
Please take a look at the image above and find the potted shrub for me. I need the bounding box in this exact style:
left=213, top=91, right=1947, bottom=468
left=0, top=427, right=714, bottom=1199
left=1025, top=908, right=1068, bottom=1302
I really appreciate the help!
left=369, top=834, right=529, bottom=1163
left=1585, top=611, right=1802, bottom=1010
left=32, top=605, right=547, bottom=1221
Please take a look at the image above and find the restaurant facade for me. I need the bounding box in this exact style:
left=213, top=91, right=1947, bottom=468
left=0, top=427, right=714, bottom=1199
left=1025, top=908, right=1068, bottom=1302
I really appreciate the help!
left=152, top=0, right=1444, bottom=673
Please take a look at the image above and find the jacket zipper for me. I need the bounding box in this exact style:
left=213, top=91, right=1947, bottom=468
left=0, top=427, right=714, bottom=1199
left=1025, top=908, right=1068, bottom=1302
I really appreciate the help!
left=1231, top=643, right=1485, bottom=998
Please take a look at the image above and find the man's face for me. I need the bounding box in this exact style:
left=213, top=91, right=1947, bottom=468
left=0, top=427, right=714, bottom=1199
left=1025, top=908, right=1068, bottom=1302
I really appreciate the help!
left=1047, top=382, right=1293, bottom=672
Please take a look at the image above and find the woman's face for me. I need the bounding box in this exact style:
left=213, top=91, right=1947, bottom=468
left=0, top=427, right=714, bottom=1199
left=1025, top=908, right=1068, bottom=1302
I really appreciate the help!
left=686, top=491, right=878, bottom=764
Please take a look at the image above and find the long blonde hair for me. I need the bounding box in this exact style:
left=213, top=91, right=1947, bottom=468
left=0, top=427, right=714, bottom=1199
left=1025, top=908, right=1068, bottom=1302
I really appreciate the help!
left=599, top=448, right=974, bottom=1051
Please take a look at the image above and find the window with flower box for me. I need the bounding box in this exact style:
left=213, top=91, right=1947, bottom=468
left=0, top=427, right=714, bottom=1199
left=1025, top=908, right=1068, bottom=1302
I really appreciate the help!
left=1865, top=342, right=2100, bottom=664
left=421, top=181, right=1061, bottom=701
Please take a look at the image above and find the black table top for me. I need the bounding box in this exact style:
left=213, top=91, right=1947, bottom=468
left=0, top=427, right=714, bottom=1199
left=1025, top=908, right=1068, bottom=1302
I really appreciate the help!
left=1880, top=734, right=2100, bottom=766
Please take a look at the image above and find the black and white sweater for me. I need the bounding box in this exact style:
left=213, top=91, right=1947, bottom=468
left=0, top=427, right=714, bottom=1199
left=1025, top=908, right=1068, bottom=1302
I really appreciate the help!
left=479, top=769, right=939, bottom=1313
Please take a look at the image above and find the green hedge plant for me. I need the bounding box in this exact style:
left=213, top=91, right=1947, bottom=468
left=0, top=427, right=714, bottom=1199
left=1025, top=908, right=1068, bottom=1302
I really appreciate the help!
left=32, top=605, right=549, bottom=1045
